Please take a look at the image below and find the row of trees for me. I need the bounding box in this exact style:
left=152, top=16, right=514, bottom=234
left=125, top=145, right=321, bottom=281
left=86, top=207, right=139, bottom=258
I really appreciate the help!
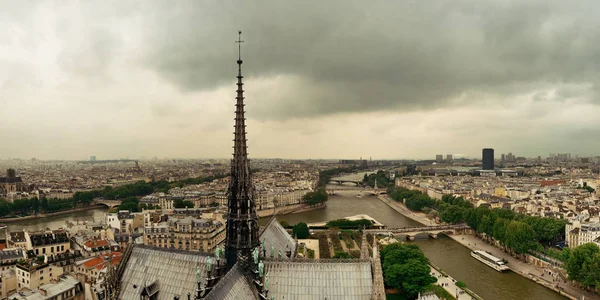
left=381, top=243, right=437, bottom=298
left=73, top=174, right=229, bottom=204
left=325, top=218, right=373, bottom=229
left=388, top=188, right=567, bottom=254
left=0, top=197, right=91, bottom=217
left=0, top=174, right=228, bottom=217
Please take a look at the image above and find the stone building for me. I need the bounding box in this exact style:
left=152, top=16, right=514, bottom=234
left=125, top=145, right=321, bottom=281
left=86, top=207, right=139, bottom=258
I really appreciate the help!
left=143, top=216, right=225, bottom=253
left=0, top=169, right=26, bottom=198
left=25, top=229, right=71, bottom=257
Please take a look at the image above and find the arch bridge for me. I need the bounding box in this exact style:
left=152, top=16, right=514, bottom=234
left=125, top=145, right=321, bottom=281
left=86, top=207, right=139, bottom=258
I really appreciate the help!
left=328, top=180, right=362, bottom=186
left=92, top=199, right=121, bottom=208
left=367, top=224, right=473, bottom=240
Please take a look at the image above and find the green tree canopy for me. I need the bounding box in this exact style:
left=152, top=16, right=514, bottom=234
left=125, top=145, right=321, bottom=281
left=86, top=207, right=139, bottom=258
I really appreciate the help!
left=174, top=199, right=195, bottom=208
left=292, top=222, right=310, bottom=239
left=381, top=243, right=436, bottom=298
left=566, top=243, right=600, bottom=287
left=504, top=221, right=538, bottom=254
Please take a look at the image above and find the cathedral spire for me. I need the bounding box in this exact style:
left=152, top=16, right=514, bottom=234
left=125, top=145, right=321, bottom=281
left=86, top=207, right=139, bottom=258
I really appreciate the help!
left=226, top=31, right=260, bottom=273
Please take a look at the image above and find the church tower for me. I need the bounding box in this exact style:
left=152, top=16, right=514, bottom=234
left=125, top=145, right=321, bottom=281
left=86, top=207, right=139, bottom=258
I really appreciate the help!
left=225, top=31, right=260, bottom=272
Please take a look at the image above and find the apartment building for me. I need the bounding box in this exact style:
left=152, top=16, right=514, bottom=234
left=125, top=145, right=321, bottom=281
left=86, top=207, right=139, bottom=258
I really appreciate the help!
left=144, top=216, right=225, bottom=253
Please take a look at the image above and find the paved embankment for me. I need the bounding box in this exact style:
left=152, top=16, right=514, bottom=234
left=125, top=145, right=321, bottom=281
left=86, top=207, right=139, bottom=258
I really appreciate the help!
left=377, top=195, right=432, bottom=226
left=0, top=205, right=104, bottom=223
left=429, top=263, right=483, bottom=300
left=377, top=195, right=597, bottom=300
left=257, top=203, right=326, bottom=218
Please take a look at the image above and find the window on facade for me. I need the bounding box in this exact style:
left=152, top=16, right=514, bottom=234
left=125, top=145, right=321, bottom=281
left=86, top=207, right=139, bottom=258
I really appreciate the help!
left=43, top=248, right=46, bottom=254
left=61, top=245, right=64, bottom=251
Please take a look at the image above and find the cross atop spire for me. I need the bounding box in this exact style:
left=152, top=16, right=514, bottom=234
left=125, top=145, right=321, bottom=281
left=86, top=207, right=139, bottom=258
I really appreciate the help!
left=236, top=31, right=244, bottom=62
left=226, top=30, right=259, bottom=273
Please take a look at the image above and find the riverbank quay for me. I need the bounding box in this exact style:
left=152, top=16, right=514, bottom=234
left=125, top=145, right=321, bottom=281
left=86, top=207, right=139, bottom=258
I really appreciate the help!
left=451, top=234, right=596, bottom=300
left=257, top=202, right=326, bottom=218
left=377, top=195, right=596, bottom=300
left=0, top=205, right=104, bottom=223
left=429, top=263, right=483, bottom=300
left=377, top=194, right=432, bottom=226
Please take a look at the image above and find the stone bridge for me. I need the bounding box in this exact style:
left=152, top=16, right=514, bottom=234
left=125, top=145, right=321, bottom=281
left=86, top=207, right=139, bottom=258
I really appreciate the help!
left=367, top=224, right=473, bottom=240
left=326, top=188, right=386, bottom=196
left=328, top=179, right=362, bottom=186
left=92, top=199, right=121, bottom=208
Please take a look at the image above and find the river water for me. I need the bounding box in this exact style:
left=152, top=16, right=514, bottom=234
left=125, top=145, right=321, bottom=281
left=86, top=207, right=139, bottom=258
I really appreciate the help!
left=9, top=170, right=567, bottom=300
left=5, top=208, right=108, bottom=232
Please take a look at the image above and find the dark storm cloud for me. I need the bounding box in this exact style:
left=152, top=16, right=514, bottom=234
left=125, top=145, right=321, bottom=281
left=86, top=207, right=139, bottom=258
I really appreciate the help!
left=139, top=0, right=600, bottom=120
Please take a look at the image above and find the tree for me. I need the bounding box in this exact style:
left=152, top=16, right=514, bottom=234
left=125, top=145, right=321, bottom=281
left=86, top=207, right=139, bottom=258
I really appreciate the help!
left=381, top=243, right=436, bottom=298
left=119, top=196, right=140, bottom=212
left=385, top=259, right=436, bottom=298
left=439, top=205, right=466, bottom=224
left=40, top=197, right=48, bottom=212
left=566, top=243, right=600, bottom=287
left=504, top=221, right=538, bottom=254
left=0, top=200, right=12, bottom=217
left=303, top=188, right=328, bottom=206
left=292, top=222, right=310, bottom=239
left=174, top=199, right=195, bottom=209
left=492, top=218, right=509, bottom=244
left=332, top=251, right=351, bottom=259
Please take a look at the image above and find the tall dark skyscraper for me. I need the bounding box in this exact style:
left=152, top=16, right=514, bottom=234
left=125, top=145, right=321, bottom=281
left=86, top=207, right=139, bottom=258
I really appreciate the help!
left=225, top=31, right=260, bottom=272
left=482, top=148, right=494, bottom=170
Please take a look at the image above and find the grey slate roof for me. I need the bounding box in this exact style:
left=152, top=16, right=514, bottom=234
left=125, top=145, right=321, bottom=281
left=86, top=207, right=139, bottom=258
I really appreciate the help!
left=260, top=217, right=296, bottom=258
left=119, top=246, right=210, bottom=300
left=264, top=260, right=374, bottom=300
left=204, top=264, right=257, bottom=300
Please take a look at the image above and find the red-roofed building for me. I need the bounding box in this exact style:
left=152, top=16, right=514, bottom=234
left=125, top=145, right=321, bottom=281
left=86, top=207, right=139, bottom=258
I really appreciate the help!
left=75, top=252, right=122, bottom=281
left=74, top=239, right=111, bottom=258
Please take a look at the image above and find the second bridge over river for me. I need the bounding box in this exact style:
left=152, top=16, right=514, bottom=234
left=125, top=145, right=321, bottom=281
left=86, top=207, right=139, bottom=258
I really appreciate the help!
left=366, top=224, right=474, bottom=240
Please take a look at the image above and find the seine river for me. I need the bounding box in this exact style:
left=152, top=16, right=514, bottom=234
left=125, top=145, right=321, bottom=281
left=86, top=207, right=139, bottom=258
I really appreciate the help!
left=11, top=171, right=566, bottom=300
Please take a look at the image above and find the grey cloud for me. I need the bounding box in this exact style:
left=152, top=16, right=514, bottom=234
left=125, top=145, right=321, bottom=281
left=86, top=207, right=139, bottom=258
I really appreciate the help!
left=137, top=0, right=600, bottom=120
left=57, top=27, right=120, bottom=79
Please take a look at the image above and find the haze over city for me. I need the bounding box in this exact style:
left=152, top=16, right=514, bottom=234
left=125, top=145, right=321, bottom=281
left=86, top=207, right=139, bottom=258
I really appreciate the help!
left=2, top=1, right=600, bottom=160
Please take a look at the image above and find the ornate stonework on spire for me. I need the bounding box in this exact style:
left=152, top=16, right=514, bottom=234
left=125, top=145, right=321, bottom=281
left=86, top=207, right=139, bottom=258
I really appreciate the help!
left=225, top=31, right=260, bottom=272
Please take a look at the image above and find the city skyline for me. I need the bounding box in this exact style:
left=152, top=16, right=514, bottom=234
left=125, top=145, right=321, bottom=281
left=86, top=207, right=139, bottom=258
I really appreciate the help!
left=3, top=1, right=600, bottom=160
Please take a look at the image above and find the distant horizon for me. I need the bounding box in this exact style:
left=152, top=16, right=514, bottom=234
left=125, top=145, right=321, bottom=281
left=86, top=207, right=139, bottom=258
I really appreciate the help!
left=0, top=153, right=592, bottom=162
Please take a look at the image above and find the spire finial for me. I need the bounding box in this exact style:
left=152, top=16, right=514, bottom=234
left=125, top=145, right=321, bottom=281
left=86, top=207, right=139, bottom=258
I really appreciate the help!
left=236, top=30, right=244, bottom=62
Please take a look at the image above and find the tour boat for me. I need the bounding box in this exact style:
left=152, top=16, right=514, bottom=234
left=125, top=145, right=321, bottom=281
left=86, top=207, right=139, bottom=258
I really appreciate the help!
left=471, top=250, right=510, bottom=272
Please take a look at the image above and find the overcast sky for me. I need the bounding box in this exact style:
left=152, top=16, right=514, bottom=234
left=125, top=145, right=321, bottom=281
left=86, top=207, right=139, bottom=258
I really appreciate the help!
left=1, top=1, right=600, bottom=160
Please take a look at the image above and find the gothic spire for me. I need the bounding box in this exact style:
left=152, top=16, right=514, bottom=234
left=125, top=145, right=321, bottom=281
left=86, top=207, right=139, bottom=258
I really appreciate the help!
left=225, top=31, right=260, bottom=273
